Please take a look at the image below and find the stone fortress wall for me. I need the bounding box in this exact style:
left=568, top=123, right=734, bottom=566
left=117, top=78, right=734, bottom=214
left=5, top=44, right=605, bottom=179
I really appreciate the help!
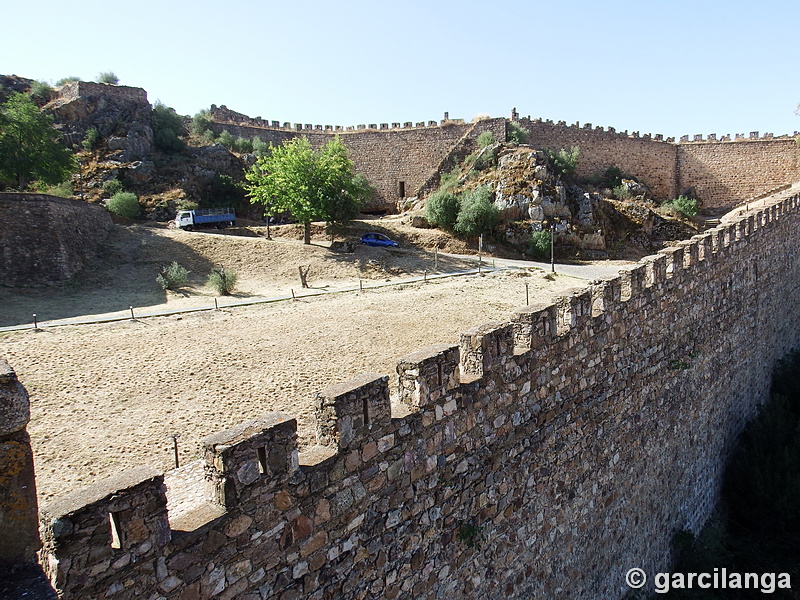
left=10, top=191, right=799, bottom=599
left=207, top=105, right=507, bottom=212
left=208, top=102, right=800, bottom=213
left=0, top=193, right=112, bottom=286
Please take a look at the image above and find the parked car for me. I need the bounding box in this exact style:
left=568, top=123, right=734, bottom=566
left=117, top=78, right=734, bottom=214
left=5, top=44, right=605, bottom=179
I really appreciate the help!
left=360, top=233, right=399, bottom=248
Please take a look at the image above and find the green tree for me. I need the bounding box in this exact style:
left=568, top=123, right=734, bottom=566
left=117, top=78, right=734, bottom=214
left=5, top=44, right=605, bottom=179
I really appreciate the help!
left=246, top=136, right=368, bottom=244
left=425, top=189, right=460, bottom=230
left=454, top=185, right=499, bottom=238
left=0, top=93, right=76, bottom=190
left=152, top=101, right=186, bottom=153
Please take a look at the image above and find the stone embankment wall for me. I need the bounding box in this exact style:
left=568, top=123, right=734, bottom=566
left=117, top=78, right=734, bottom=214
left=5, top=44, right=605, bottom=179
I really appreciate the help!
left=27, top=192, right=800, bottom=599
left=0, top=193, right=112, bottom=286
left=208, top=106, right=506, bottom=212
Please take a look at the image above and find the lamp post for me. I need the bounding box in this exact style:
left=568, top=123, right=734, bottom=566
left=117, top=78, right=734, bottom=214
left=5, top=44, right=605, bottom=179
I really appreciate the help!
left=550, top=220, right=555, bottom=274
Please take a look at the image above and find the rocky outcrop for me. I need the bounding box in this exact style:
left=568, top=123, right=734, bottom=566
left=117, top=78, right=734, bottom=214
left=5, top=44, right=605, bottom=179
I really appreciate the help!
left=44, top=81, right=154, bottom=161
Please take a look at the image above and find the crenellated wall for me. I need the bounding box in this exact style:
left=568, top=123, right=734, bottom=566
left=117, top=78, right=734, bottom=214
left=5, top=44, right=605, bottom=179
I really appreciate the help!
left=515, top=115, right=800, bottom=208
left=24, top=191, right=800, bottom=599
left=207, top=105, right=506, bottom=212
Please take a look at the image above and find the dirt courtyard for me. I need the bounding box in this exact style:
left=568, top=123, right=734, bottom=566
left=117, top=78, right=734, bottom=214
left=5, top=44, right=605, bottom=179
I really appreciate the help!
left=1, top=221, right=614, bottom=502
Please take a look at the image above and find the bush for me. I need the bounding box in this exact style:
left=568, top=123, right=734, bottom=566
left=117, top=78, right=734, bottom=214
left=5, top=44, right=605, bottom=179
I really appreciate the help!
left=55, top=76, right=81, bottom=87
left=29, top=80, right=53, bottom=102
left=82, top=127, right=100, bottom=151
left=546, top=146, right=580, bottom=181
left=190, top=109, right=212, bottom=137
left=661, top=195, right=699, bottom=218
left=601, top=166, right=624, bottom=189
left=156, top=262, right=190, bottom=290
left=106, top=191, right=139, bottom=218
left=152, top=101, right=186, bottom=153
left=232, top=136, right=253, bottom=154
left=476, top=131, right=495, bottom=148
left=613, top=184, right=632, bottom=201
left=208, top=267, right=237, bottom=296
left=507, top=121, right=529, bottom=144
left=530, top=230, right=551, bottom=260
left=454, top=186, right=498, bottom=238
left=217, top=130, right=234, bottom=149
left=425, top=189, right=460, bottom=231
left=97, top=71, right=119, bottom=85
left=35, top=180, right=73, bottom=198
left=102, top=178, right=123, bottom=196
left=252, top=137, right=269, bottom=157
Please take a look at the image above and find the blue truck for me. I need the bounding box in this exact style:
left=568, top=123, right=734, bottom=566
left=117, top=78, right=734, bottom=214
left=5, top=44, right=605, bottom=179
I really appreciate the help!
left=174, top=208, right=236, bottom=231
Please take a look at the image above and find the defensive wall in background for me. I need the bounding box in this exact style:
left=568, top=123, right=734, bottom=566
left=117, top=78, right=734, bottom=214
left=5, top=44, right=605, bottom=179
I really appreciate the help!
left=3, top=191, right=798, bottom=598
left=0, top=193, right=112, bottom=286
left=207, top=104, right=800, bottom=212
left=208, top=106, right=507, bottom=212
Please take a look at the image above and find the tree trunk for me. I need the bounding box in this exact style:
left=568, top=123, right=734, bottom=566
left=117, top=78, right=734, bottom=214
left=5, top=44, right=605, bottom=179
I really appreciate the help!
left=303, top=221, right=311, bottom=245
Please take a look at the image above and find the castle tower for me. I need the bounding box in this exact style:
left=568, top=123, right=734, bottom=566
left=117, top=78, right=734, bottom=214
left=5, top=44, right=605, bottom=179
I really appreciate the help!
left=0, top=358, right=40, bottom=572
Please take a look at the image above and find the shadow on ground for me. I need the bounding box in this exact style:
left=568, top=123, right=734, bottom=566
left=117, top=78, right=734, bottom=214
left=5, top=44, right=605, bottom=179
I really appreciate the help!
left=0, top=225, right=215, bottom=327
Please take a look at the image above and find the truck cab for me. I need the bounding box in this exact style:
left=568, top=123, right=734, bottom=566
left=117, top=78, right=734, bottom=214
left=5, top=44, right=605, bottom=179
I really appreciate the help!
left=175, top=211, right=194, bottom=230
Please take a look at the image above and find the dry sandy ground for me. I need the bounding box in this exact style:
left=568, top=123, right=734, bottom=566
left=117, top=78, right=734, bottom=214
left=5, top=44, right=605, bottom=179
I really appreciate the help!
left=1, top=220, right=601, bottom=502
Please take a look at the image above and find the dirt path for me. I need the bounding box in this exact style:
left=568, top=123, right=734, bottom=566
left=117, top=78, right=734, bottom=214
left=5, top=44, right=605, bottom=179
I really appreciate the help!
left=0, top=221, right=618, bottom=502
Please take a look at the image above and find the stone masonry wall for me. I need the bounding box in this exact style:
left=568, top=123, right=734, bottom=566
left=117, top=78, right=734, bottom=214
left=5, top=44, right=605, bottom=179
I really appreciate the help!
left=517, top=117, right=680, bottom=201
left=30, top=192, right=800, bottom=599
left=516, top=116, right=800, bottom=208
left=0, top=193, right=113, bottom=286
left=208, top=106, right=506, bottom=212
left=677, top=138, right=800, bottom=208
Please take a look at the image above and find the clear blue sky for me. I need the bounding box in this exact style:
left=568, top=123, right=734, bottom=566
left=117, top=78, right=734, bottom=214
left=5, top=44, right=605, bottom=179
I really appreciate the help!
left=5, top=0, right=799, bottom=139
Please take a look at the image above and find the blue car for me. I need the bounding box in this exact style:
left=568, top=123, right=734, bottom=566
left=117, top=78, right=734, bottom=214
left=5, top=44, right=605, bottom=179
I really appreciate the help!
left=360, top=232, right=399, bottom=248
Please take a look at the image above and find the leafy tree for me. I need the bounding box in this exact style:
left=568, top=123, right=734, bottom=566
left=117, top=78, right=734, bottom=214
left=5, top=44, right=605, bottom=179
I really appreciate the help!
left=246, top=136, right=368, bottom=244
left=507, top=121, right=529, bottom=144
left=545, top=146, right=580, bottom=181
left=190, top=109, right=212, bottom=137
left=477, top=131, right=495, bottom=148
left=425, top=189, right=460, bottom=230
left=217, top=130, right=233, bottom=149
left=82, top=127, right=100, bottom=151
left=152, top=101, right=186, bottom=153
left=0, top=93, right=76, bottom=190
left=530, top=230, right=551, bottom=260
left=97, top=71, right=119, bottom=85
left=454, top=185, right=499, bottom=238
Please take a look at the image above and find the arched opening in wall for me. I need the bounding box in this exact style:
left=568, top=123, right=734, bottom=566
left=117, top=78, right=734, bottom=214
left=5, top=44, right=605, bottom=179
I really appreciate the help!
left=398, top=181, right=406, bottom=199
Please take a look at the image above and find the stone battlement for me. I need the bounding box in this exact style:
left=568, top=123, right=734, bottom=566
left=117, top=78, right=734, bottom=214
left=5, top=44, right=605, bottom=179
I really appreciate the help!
left=209, top=105, right=465, bottom=134
left=22, top=190, right=800, bottom=599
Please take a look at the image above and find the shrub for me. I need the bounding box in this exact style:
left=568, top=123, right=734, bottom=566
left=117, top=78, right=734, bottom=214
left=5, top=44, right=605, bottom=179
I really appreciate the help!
left=232, top=136, right=253, bottom=154
left=425, top=189, right=460, bottom=231
left=190, top=109, right=212, bottom=137
left=102, top=178, right=123, bottom=196
left=217, top=130, right=234, bottom=149
left=106, top=191, right=139, bottom=218
left=454, top=186, right=499, bottom=238
left=545, top=146, right=580, bottom=181
left=152, top=101, right=186, bottom=153
left=438, top=165, right=461, bottom=191
left=156, top=262, right=190, bottom=290
left=663, top=195, right=700, bottom=218
left=476, top=131, right=495, bottom=148
left=613, top=184, right=632, bottom=201
left=97, top=71, right=119, bottom=85
left=82, top=127, right=100, bottom=151
left=530, top=230, right=551, bottom=260
left=507, top=121, right=529, bottom=144
left=35, top=180, right=73, bottom=198
left=55, top=76, right=81, bottom=87
left=29, top=80, right=53, bottom=102
left=252, top=137, right=269, bottom=157
left=601, top=166, right=624, bottom=189
left=208, top=267, right=237, bottom=296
